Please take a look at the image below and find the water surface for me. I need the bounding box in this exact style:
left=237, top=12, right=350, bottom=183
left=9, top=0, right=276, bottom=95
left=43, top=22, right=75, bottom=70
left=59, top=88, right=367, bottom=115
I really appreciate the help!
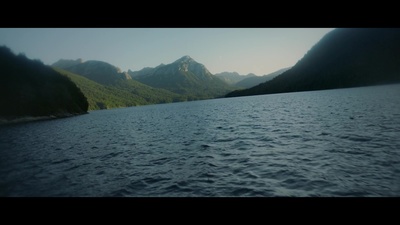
left=1, top=84, right=400, bottom=196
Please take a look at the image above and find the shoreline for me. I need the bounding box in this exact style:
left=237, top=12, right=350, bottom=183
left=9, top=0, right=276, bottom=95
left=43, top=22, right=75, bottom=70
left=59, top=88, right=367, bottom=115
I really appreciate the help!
left=0, top=112, right=88, bottom=126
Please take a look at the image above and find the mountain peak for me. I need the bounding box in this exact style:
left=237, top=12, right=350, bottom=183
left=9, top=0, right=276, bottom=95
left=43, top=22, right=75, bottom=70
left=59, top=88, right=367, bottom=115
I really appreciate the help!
left=181, top=55, right=192, bottom=60
left=130, top=54, right=232, bottom=97
left=175, top=55, right=194, bottom=63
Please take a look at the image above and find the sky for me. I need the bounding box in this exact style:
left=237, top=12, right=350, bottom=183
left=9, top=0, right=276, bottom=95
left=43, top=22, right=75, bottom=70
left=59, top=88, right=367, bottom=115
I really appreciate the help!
left=0, top=28, right=334, bottom=75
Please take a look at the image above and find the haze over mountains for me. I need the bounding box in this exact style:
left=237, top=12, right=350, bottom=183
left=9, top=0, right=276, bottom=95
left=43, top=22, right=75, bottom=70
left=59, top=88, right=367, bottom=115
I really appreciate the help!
left=226, top=28, right=400, bottom=97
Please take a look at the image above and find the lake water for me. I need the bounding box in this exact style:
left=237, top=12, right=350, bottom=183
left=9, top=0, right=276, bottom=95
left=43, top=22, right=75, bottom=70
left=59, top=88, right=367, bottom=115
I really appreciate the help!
left=1, top=84, right=400, bottom=197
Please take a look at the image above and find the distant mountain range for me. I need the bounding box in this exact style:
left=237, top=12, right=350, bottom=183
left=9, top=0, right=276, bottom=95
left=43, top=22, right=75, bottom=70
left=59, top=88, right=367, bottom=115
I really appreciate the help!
left=52, top=55, right=235, bottom=109
left=128, top=55, right=234, bottom=99
left=226, top=28, right=400, bottom=97
left=52, top=60, right=184, bottom=110
left=214, top=72, right=256, bottom=85
left=234, top=67, right=291, bottom=88
left=214, top=68, right=290, bottom=88
left=53, top=56, right=291, bottom=107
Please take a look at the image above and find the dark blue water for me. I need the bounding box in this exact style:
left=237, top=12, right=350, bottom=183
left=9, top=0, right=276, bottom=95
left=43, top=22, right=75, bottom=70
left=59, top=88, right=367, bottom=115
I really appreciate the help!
left=1, top=84, right=400, bottom=197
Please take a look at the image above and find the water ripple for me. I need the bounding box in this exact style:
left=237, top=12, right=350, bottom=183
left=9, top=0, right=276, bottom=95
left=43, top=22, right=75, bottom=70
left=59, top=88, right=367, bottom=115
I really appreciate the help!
left=1, top=84, right=400, bottom=196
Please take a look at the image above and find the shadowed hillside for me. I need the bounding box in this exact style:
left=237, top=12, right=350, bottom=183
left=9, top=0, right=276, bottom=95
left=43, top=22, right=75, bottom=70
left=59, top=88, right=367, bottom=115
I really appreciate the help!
left=0, top=46, right=88, bottom=120
left=226, top=28, right=400, bottom=97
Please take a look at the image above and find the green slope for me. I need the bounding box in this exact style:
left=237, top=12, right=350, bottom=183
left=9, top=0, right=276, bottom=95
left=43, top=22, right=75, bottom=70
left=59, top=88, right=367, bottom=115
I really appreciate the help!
left=54, top=68, right=183, bottom=110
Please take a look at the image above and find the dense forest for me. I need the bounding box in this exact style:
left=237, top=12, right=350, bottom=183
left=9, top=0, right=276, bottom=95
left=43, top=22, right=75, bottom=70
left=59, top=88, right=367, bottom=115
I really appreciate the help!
left=226, top=28, right=400, bottom=97
left=55, top=68, right=185, bottom=110
left=0, top=46, right=88, bottom=120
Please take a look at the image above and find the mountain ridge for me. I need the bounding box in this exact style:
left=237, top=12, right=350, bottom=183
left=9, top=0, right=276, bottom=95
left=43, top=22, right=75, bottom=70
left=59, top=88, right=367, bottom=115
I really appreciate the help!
left=52, top=59, right=131, bottom=85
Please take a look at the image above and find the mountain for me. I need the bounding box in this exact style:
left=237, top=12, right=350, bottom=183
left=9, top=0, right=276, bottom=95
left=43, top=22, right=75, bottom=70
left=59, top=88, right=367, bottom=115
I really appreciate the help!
left=0, top=46, right=88, bottom=120
left=214, top=72, right=256, bottom=85
left=215, top=68, right=290, bottom=88
left=52, top=59, right=131, bottom=85
left=52, top=58, right=83, bottom=69
left=129, top=56, right=234, bottom=99
left=52, top=59, right=186, bottom=110
left=235, top=67, right=291, bottom=88
left=226, top=28, right=400, bottom=98
left=129, top=63, right=165, bottom=78
left=54, top=68, right=184, bottom=110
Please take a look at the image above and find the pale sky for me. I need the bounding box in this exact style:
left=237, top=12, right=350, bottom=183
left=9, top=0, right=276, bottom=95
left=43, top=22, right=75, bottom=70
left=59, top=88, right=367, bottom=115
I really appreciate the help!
left=0, top=28, right=334, bottom=75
